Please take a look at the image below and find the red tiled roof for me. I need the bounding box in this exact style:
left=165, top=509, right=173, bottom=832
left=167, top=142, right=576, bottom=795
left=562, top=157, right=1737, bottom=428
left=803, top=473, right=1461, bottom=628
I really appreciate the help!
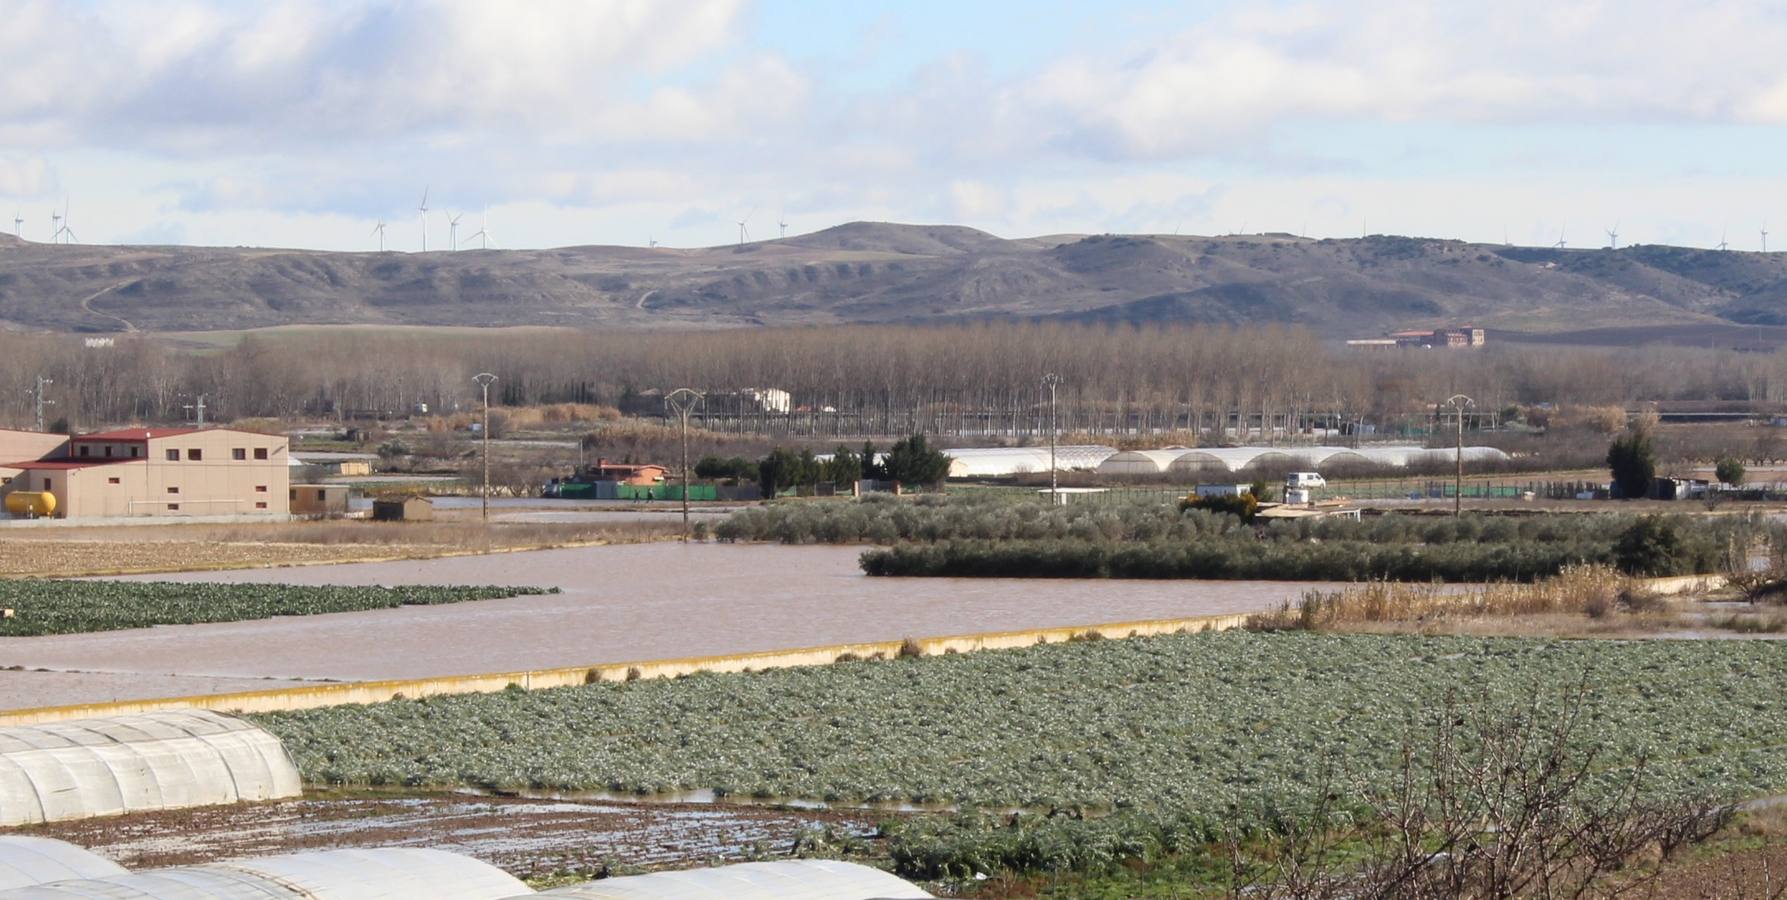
left=0, top=458, right=141, bottom=471
left=73, top=427, right=200, bottom=442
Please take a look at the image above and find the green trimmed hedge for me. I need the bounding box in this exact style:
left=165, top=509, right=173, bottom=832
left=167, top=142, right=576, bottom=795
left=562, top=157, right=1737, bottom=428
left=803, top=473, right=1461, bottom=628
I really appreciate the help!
left=0, top=581, right=557, bottom=636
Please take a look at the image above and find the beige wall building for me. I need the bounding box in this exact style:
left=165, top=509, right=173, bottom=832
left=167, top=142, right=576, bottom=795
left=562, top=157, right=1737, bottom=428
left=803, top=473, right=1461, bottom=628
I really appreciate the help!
left=0, top=427, right=290, bottom=519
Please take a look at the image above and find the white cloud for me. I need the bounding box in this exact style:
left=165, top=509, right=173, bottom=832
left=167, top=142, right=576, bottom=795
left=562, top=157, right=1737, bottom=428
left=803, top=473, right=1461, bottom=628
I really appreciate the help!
left=0, top=156, right=53, bottom=196
left=2, top=1, right=1785, bottom=251
left=1014, top=1, right=1787, bottom=158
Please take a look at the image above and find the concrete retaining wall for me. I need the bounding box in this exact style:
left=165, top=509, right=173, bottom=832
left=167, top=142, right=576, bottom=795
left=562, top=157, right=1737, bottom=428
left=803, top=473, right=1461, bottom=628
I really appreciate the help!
left=0, top=613, right=1251, bottom=726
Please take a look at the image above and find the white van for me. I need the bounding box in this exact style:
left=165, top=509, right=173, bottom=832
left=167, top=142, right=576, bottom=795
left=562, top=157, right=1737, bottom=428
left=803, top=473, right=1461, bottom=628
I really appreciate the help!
left=1285, top=472, right=1327, bottom=490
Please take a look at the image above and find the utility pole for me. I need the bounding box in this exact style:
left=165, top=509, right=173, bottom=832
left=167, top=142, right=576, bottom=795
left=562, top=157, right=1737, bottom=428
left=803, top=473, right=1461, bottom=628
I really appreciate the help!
left=1444, top=394, right=1475, bottom=517
left=27, top=376, right=53, bottom=433
left=473, top=373, right=497, bottom=522
left=1042, top=373, right=1062, bottom=504
left=182, top=395, right=207, bottom=427
left=665, top=388, right=704, bottom=541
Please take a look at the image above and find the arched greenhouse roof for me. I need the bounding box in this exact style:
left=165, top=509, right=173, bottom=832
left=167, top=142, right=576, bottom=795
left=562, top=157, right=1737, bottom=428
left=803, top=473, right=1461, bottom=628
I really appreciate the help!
left=1295, top=447, right=1371, bottom=468
left=944, top=445, right=1115, bottom=478
left=1095, top=448, right=1195, bottom=475
left=0, top=848, right=530, bottom=900
left=0, top=838, right=125, bottom=890
left=524, top=860, right=932, bottom=900
left=0, top=710, right=300, bottom=827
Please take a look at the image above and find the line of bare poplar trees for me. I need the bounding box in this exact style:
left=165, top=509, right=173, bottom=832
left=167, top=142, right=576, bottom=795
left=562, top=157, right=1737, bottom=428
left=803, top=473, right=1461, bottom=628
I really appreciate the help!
left=2, top=323, right=1784, bottom=438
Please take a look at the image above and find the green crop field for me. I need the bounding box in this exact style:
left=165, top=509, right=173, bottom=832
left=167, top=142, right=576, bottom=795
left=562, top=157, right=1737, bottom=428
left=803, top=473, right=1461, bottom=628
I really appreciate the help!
left=0, top=581, right=556, bottom=635
left=255, top=631, right=1787, bottom=877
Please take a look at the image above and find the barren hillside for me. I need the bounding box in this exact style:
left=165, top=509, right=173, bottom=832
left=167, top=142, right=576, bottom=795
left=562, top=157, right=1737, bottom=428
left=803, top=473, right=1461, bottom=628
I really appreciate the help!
left=1, top=223, right=1783, bottom=336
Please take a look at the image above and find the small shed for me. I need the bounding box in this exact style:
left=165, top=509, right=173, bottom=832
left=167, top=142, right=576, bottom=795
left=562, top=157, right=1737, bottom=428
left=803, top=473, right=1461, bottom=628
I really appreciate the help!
left=372, top=495, right=434, bottom=521
left=289, top=484, right=351, bottom=518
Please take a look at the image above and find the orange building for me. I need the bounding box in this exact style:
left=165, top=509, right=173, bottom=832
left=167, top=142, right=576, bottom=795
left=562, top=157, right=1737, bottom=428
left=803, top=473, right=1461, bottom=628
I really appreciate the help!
left=584, top=458, right=669, bottom=486
left=0, top=427, right=290, bottom=519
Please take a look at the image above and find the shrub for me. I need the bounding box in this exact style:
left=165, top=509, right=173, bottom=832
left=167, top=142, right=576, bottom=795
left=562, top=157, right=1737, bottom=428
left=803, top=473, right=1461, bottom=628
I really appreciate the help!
left=1179, top=492, right=1259, bottom=521
left=1613, top=515, right=1698, bottom=576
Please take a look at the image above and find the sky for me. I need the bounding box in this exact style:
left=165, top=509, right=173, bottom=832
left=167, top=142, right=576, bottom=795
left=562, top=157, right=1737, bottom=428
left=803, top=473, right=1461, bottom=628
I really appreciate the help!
left=3, top=0, right=1787, bottom=252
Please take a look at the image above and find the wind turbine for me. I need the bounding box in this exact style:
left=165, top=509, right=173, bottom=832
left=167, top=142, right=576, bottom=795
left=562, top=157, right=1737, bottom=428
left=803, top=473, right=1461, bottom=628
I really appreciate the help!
left=11, top=210, right=21, bottom=238
left=461, top=210, right=490, bottom=250
left=446, top=212, right=462, bottom=252
left=1717, top=228, right=1729, bottom=252
left=53, top=199, right=75, bottom=243
left=648, top=235, right=658, bottom=249
left=1553, top=224, right=1566, bottom=249
left=778, top=211, right=788, bottom=239
left=416, top=187, right=429, bottom=252
left=371, top=220, right=387, bottom=252
left=49, top=208, right=62, bottom=245
left=1605, top=223, right=1619, bottom=250
left=1763, top=223, right=1770, bottom=253
left=737, top=207, right=754, bottom=245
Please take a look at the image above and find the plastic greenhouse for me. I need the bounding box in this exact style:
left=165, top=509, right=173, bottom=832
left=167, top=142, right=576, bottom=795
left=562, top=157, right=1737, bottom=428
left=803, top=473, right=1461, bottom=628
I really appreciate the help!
left=0, top=838, right=125, bottom=889
left=0, top=710, right=301, bottom=826
left=523, top=859, right=932, bottom=899
left=0, top=848, right=530, bottom=899
left=943, top=445, right=1117, bottom=477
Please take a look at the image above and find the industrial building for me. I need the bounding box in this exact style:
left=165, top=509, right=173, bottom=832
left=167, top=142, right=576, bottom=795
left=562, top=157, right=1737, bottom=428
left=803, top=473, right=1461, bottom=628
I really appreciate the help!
left=1348, top=326, right=1487, bottom=349
left=0, top=427, right=290, bottom=520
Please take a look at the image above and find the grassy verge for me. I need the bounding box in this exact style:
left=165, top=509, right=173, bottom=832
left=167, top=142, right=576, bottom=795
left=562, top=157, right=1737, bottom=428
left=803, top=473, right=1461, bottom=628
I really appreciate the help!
left=0, top=582, right=557, bottom=635
left=254, top=630, right=1787, bottom=881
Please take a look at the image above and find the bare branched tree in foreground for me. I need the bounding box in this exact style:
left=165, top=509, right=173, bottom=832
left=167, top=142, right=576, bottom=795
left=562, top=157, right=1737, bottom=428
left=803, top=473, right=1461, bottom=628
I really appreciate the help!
left=1227, top=679, right=1728, bottom=899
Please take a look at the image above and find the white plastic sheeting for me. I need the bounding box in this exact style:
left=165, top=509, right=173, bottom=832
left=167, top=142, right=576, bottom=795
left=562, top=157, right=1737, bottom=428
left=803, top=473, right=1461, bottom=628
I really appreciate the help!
left=525, top=860, right=932, bottom=900
left=1167, top=445, right=1510, bottom=475
left=0, top=710, right=301, bottom=826
left=944, top=445, right=1116, bottom=478
left=0, top=848, right=530, bottom=899
left=0, top=838, right=125, bottom=889
left=1094, top=448, right=1193, bottom=475
left=944, top=443, right=1508, bottom=478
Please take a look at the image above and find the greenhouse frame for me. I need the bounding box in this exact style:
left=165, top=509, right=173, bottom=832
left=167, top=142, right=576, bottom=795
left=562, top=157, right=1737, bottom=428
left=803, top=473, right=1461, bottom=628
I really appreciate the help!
left=0, top=710, right=301, bottom=826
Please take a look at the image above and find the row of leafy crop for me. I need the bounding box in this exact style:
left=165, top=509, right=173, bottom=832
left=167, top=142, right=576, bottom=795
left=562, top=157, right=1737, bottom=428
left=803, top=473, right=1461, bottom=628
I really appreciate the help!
left=254, top=632, right=1787, bottom=878
left=0, top=581, right=556, bottom=636
left=860, top=533, right=1716, bottom=581
left=714, top=493, right=1777, bottom=552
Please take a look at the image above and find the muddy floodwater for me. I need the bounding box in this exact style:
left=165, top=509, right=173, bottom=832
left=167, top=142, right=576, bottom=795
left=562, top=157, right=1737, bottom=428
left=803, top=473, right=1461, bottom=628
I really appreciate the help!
left=0, top=543, right=1342, bottom=709
left=18, top=794, right=876, bottom=881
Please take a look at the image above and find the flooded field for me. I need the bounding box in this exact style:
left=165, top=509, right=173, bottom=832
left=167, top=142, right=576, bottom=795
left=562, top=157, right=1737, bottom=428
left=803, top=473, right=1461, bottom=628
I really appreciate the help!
left=0, top=542, right=1339, bottom=709
left=19, top=793, right=875, bottom=881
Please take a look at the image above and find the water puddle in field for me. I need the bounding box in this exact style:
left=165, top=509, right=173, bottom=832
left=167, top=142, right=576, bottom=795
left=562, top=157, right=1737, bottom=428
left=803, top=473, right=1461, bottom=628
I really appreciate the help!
left=19, top=793, right=884, bottom=880
left=481, top=786, right=974, bottom=815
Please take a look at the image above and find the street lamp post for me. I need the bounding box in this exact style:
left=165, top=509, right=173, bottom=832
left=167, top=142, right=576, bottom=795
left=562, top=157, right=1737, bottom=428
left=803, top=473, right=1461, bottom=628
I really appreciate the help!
left=1443, top=393, right=1475, bottom=517
left=665, top=388, right=704, bottom=541
left=1042, top=373, right=1062, bottom=504
left=473, top=373, right=497, bottom=522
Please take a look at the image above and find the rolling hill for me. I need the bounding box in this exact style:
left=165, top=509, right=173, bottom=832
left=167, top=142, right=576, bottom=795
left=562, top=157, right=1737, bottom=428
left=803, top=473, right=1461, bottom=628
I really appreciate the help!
left=2, top=224, right=1785, bottom=339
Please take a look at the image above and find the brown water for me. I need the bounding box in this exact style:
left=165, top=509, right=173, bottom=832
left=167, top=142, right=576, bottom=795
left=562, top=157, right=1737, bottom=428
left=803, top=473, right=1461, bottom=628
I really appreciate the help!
left=0, top=543, right=1337, bottom=709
